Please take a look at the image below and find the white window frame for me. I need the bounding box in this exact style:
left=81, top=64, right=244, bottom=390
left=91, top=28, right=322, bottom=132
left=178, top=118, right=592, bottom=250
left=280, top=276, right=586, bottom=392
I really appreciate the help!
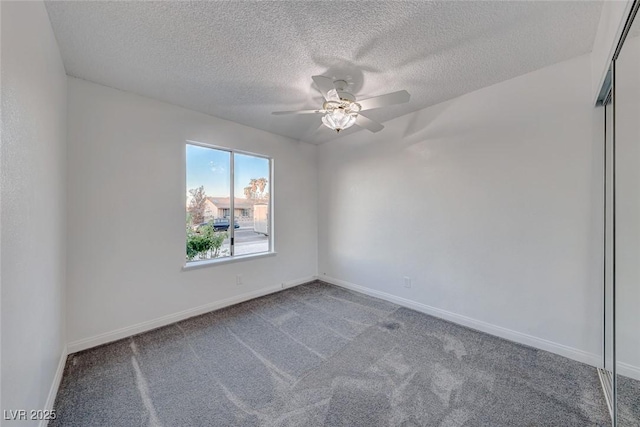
left=183, top=141, right=275, bottom=269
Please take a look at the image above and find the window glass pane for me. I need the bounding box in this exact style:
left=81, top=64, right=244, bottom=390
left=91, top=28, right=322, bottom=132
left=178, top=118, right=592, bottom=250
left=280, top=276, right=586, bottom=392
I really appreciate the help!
left=186, top=144, right=231, bottom=261
left=234, top=153, right=270, bottom=256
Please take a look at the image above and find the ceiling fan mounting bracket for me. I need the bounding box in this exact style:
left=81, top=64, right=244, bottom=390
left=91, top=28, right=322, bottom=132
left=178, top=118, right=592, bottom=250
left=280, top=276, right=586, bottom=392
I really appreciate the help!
left=333, top=80, right=348, bottom=91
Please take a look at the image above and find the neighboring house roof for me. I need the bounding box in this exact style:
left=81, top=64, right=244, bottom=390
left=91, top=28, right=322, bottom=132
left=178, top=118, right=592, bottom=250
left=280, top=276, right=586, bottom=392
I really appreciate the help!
left=206, top=197, right=259, bottom=209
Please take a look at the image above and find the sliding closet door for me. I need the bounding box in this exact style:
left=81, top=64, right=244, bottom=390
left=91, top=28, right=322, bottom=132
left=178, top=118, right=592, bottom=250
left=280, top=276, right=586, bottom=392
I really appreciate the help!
left=604, top=100, right=614, bottom=376
left=614, top=8, right=640, bottom=426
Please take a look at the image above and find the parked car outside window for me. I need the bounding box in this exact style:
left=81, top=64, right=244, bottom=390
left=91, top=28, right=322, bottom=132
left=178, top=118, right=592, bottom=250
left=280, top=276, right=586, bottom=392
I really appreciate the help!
left=196, top=218, right=240, bottom=232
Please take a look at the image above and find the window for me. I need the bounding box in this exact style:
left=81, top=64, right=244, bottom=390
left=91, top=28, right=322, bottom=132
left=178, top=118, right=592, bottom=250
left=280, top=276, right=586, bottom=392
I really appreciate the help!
left=185, top=142, right=272, bottom=264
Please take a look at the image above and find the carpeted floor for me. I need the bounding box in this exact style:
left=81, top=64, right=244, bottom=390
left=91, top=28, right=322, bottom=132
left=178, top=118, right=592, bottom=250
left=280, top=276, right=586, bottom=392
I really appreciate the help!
left=618, top=375, right=640, bottom=426
left=52, top=281, right=612, bottom=426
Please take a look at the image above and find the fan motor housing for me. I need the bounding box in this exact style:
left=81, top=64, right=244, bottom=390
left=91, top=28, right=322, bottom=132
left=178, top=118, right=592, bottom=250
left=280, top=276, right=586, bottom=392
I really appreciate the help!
left=337, top=91, right=356, bottom=102
left=332, top=80, right=355, bottom=102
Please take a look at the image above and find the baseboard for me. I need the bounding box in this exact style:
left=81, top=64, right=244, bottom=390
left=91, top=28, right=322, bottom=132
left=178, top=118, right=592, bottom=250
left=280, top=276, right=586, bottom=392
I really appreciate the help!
left=40, top=345, right=67, bottom=427
left=618, top=361, right=640, bottom=381
left=319, top=275, right=602, bottom=368
left=67, top=276, right=315, bottom=354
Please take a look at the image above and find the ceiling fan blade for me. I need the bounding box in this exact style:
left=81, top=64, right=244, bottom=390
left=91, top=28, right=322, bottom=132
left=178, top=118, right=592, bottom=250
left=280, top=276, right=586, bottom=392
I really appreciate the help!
left=355, top=114, right=384, bottom=133
left=357, top=90, right=410, bottom=111
left=272, top=109, right=324, bottom=115
left=312, top=75, right=339, bottom=101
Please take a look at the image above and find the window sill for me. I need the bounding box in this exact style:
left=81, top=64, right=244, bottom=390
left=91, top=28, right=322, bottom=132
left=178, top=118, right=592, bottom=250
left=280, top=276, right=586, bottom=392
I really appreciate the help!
left=182, top=251, right=277, bottom=271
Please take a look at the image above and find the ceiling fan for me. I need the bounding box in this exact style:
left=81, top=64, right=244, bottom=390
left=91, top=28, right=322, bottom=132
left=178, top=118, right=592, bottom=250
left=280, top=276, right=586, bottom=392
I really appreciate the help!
left=272, top=76, right=410, bottom=134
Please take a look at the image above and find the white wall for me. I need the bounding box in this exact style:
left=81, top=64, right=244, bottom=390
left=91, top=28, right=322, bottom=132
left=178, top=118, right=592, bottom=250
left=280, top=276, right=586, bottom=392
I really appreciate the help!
left=1, top=1, right=67, bottom=424
left=66, top=78, right=317, bottom=348
left=318, top=53, right=605, bottom=366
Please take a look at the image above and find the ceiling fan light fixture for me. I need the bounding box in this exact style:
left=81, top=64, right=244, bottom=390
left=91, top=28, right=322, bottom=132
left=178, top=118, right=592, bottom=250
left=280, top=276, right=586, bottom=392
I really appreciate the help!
left=321, top=100, right=361, bottom=132
left=272, top=75, right=408, bottom=135
left=322, top=109, right=357, bottom=132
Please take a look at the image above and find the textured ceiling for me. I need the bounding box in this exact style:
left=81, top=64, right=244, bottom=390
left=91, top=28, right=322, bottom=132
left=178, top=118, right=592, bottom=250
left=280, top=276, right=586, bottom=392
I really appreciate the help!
left=45, top=1, right=603, bottom=144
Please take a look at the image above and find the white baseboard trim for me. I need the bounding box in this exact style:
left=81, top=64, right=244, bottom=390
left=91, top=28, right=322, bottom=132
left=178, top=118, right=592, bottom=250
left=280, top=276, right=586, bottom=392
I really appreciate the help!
left=67, top=276, right=315, bottom=354
left=618, top=361, right=640, bottom=381
left=40, top=345, right=67, bottom=427
left=319, top=275, right=602, bottom=368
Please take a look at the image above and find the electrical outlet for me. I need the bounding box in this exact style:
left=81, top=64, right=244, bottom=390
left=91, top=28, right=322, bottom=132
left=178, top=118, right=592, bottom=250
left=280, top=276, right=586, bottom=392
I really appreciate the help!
left=403, top=276, right=411, bottom=288
left=236, top=274, right=243, bottom=286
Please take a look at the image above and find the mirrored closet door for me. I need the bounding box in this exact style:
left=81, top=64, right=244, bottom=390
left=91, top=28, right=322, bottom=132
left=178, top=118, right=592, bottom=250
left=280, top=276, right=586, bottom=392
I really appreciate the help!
left=613, top=3, right=640, bottom=425
left=602, top=92, right=614, bottom=411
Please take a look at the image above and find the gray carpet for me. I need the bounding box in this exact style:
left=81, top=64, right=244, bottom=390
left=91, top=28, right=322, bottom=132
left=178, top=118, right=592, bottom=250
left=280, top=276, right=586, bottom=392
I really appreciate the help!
left=618, top=375, right=640, bottom=426
left=52, top=281, right=612, bottom=426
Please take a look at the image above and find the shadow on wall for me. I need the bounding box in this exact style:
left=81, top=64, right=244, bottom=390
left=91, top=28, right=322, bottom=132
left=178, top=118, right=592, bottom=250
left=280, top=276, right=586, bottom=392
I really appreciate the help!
left=325, top=97, right=455, bottom=161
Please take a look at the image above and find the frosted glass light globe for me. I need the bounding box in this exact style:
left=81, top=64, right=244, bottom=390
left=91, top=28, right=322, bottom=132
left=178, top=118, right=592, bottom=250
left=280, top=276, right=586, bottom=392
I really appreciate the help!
left=322, top=109, right=357, bottom=132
